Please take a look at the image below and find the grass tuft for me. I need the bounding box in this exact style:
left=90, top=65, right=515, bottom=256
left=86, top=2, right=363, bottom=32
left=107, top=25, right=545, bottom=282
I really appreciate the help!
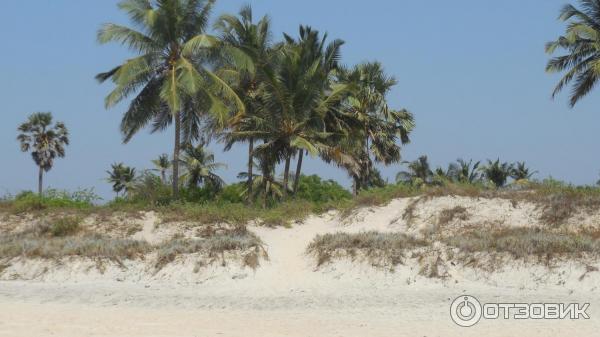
left=306, top=231, right=427, bottom=268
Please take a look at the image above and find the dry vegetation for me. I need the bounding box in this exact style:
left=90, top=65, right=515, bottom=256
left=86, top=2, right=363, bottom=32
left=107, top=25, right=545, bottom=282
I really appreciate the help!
left=306, top=231, right=427, bottom=269
left=0, top=216, right=266, bottom=273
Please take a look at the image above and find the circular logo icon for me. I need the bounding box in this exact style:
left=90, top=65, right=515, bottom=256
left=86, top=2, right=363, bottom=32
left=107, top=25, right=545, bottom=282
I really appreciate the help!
left=450, top=295, right=482, bottom=327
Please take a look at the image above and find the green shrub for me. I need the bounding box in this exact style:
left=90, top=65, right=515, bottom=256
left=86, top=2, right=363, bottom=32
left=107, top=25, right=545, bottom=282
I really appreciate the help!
left=295, top=175, right=352, bottom=203
left=49, top=217, right=82, bottom=237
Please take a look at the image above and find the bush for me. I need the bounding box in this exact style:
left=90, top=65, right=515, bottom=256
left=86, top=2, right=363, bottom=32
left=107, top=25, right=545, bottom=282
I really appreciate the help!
left=6, top=189, right=99, bottom=213
left=49, top=217, right=82, bottom=237
left=295, top=175, right=352, bottom=203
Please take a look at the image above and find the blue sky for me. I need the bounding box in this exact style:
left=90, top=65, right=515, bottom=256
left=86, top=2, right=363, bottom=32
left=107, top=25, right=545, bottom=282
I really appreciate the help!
left=1, top=0, right=599, bottom=200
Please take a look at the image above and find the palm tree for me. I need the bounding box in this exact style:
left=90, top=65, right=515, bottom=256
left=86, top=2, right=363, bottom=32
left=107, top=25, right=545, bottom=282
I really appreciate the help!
left=450, top=158, right=481, bottom=183
left=96, top=0, right=244, bottom=198
left=239, top=26, right=349, bottom=199
left=151, top=154, right=171, bottom=184
left=17, top=112, right=69, bottom=196
left=337, top=62, right=414, bottom=193
left=180, top=143, right=225, bottom=190
left=106, top=163, right=136, bottom=198
left=396, top=155, right=433, bottom=185
left=480, top=159, right=513, bottom=188
left=216, top=5, right=272, bottom=203
left=511, top=161, right=537, bottom=181
left=546, top=0, right=600, bottom=106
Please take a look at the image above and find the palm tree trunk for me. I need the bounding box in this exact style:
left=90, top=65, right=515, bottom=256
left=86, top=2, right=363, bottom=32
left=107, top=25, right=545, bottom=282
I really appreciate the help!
left=38, top=166, right=43, bottom=196
left=172, top=110, right=181, bottom=198
left=282, top=155, right=291, bottom=198
left=247, top=138, right=254, bottom=205
left=292, top=149, right=304, bottom=194
left=161, top=170, right=166, bottom=185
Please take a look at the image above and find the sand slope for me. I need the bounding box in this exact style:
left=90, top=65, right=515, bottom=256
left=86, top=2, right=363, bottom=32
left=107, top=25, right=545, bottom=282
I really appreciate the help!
left=1, top=196, right=600, bottom=336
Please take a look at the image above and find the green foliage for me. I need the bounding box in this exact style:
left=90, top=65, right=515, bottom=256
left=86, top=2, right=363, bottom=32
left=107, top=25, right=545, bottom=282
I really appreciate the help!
left=106, top=163, right=136, bottom=196
left=6, top=189, right=98, bottom=213
left=546, top=0, right=600, bottom=107
left=480, top=159, right=513, bottom=188
left=294, top=175, right=351, bottom=203
left=217, top=183, right=246, bottom=204
left=49, top=217, right=82, bottom=237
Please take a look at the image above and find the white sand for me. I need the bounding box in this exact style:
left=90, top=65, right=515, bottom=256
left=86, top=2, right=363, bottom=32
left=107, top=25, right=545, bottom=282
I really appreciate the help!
left=1, top=196, right=599, bottom=336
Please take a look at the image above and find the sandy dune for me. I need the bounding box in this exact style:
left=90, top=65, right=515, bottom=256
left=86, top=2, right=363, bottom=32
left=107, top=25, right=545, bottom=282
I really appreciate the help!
left=1, top=196, right=600, bottom=336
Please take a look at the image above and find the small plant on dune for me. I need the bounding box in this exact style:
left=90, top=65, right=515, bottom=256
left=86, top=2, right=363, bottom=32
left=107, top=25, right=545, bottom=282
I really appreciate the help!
left=437, top=206, right=469, bottom=226
left=48, top=216, right=82, bottom=237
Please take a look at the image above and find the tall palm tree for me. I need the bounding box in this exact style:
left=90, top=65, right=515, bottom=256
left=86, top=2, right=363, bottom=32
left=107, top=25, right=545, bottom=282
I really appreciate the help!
left=180, top=143, right=225, bottom=190
left=546, top=0, right=600, bottom=106
left=106, top=163, right=136, bottom=198
left=396, top=155, right=433, bottom=185
left=338, top=62, right=414, bottom=193
left=216, top=5, right=272, bottom=203
left=17, top=112, right=69, bottom=196
left=151, top=154, right=171, bottom=184
left=238, top=26, right=349, bottom=199
left=96, top=0, right=244, bottom=198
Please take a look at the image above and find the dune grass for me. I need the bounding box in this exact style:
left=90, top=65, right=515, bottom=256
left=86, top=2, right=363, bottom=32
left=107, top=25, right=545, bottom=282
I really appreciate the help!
left=0, top=220, right=266, bottom=271
left=306, top=231, right=428, bottom=268
left=443, top=227, right=600, bottom=260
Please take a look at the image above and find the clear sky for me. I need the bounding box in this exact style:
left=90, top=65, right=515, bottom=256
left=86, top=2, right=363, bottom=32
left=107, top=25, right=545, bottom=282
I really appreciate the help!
left=1, top=0, right=599, bottom=200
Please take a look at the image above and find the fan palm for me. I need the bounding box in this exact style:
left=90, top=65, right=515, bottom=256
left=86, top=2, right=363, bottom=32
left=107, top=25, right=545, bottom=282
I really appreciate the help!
left=546, top=0, right=600, bottom=106
left=106, top=163, right=136, bottom=197
left=180, top=143, right=225, bottom=190
left=17, top=112, right=69, bottom=196
left=338, top=62, right=414, bottom=193
left=151, top=153, right=171, bottom=184
left=96, top=0, right=244, bottom=198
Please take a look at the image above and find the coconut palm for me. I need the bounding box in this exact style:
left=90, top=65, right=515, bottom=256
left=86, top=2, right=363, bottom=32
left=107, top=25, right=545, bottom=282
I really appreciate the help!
left=480, top=159, right=513, bottom=188
left=396, top=155, right=433, bottom=185
left=450, top=158, right=481, bottom=183
left=216, top=5, right=272, bottom=203
left=511, top=161, right=538, bottom=181
left=180, top=143, right=225, bottom=190
left=243, top=26, right=349, bottom=198
left=17, top=112, right=69, bottom=196
left=151, top=154, right=171, bottom=184
left=237, top=159, right=291, bottom=208
left=546, top=0, right=600, bottom=106
left=106, top=163, right=136, bottom=197
left=96, top=0, right=244, bottom=198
